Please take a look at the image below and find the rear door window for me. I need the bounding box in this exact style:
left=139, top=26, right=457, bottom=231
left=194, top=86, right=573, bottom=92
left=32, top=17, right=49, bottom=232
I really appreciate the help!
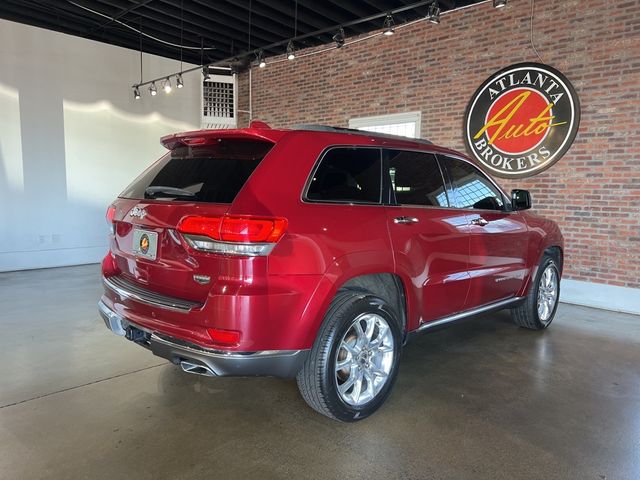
left=385, top=150, right=449, bottom=207
left=306, top=148, right=382, bottom=204
left=441, top=156, right=505, bottom=211
left=120, top=139, right=274, bottom=203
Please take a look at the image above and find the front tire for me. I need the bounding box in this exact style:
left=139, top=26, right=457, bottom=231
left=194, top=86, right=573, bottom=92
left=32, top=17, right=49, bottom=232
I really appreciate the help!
left=512, top=255, right=560, bottom=330
left=296, top=291, right=402, bottom=422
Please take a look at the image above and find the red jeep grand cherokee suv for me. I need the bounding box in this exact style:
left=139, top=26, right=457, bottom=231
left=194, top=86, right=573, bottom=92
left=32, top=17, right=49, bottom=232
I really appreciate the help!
left=99, top=123, right=563, bottom=421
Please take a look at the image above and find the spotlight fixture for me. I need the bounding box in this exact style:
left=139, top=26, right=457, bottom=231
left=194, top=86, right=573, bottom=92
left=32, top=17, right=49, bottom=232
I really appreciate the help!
left=427, top=2, right=441, bottom=24
left=203, top=67, right=210, bottom=81
left=333, top=27, right=346, bottom=48
left=163, top=77, right=172, bottom=94
left=493, top=0, right=507, bottom=7
left=176, top=74, right=184, bottom=88
left=256, top=50, right=266, bottom=68
left=383, top=13, right=395, bottom=36
left=286, top=40, right=296, bottom=60
left=149, top=82, right=157, bottom=96
left=133, top=86, right=141, bottom=100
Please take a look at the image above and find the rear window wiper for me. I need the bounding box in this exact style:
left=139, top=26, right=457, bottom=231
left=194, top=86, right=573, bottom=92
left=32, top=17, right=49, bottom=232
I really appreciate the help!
left=145, top=186, right=196, bottom=199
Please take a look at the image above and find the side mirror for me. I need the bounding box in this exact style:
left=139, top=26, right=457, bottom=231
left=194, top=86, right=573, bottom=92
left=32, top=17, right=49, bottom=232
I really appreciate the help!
left=511, top=189, right=532, bottom=211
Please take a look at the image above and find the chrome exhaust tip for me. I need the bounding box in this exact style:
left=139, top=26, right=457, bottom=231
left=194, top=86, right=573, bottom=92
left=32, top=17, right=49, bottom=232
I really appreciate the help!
left=180, top=360, right=215, bottom=377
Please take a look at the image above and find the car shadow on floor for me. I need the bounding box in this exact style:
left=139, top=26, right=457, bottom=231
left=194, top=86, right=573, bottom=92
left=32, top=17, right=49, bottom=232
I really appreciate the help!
left=150, top=308, right=535, bottom=421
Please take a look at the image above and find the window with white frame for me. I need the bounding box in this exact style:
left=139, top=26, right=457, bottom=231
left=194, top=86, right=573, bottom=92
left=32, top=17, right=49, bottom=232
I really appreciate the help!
left=348, top=111, right=422, bottom=139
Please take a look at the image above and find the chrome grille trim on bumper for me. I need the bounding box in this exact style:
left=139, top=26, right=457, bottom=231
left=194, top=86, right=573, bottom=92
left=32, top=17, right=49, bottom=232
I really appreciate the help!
left=103, top=275, right=202, bottom=312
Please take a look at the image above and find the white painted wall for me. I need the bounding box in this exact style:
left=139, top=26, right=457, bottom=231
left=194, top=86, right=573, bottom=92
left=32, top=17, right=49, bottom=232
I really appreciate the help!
left=0, top=19, right=200, bottom=271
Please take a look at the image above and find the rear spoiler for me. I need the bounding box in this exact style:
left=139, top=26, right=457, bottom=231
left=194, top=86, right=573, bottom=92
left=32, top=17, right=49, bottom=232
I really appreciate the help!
left=161, top=122, right=286, bottom=149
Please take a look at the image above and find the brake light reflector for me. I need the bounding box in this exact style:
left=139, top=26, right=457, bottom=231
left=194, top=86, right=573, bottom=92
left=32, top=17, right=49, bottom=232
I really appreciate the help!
left=207, top=327, right=241, bottom=346
left=177, top=215, right=287, bottom=256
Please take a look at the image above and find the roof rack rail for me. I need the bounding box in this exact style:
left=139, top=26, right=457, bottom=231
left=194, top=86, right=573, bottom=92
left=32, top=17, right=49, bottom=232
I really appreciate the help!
left=292, top=124, right=433, bottom=145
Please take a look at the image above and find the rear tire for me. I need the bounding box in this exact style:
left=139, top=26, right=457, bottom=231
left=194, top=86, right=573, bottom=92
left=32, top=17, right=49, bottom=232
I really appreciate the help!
left=512, top=255, right=560, bottom=330
left=296, top=290, right=402, bottom=422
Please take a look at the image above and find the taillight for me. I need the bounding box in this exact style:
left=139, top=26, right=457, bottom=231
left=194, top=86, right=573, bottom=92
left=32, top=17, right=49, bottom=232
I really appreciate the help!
left=177, top=216, right=223, bottom=239
left=106, top=205, right=116, bottom=235
left=207, top=327, right=241, bottom=346
left=221, top=216, right=288, bottom=243
left=177, top=215, right=287, bottom=256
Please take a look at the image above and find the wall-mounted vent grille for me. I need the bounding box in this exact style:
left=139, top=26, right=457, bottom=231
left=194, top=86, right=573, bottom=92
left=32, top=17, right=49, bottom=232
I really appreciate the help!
left=202, top=70, right=237, bottom=129
left=204, top=81, right=233, bottom=118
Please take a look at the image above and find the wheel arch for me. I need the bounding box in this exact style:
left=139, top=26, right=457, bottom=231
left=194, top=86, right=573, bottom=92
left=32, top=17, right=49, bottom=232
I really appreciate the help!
left=544, top=245, right=564, bottom=274
left=519, top=244, right=564, bottom=297
left=301, top=263, right=410, bottom=349
left=340, top=273, right=407, bottom=333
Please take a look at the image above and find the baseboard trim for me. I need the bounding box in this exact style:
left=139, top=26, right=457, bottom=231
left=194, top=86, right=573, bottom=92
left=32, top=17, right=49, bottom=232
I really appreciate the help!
left=0, top=246, right=105, bottom=272
left=560, top=279, right=640, bottom=316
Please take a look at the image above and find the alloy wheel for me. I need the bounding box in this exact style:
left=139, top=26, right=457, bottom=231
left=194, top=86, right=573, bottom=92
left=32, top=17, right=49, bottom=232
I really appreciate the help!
left=334, top=312, right=395, bottom=407
left=537, top=264, right=559, bottom=324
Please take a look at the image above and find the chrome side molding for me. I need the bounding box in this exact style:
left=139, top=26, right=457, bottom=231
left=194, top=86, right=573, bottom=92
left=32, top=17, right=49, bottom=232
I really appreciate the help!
left=416, top=296, right=524, bottom=333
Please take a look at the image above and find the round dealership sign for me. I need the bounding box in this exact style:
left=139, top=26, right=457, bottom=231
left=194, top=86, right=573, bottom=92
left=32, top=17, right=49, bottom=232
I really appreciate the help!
left=464, top=63, right=580, bottom=178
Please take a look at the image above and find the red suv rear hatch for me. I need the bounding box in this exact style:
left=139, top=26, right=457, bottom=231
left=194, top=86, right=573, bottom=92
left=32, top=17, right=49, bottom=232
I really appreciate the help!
left=106, top=131, right=278, bottom=304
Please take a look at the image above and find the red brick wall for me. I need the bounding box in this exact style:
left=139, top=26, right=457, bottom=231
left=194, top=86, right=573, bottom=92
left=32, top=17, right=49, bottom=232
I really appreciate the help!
left=238, top=0, right=640, bottom=288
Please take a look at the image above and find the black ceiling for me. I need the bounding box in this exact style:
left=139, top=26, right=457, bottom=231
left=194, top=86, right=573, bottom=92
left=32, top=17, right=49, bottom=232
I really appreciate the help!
left=0, top=0, right=483, bottom=66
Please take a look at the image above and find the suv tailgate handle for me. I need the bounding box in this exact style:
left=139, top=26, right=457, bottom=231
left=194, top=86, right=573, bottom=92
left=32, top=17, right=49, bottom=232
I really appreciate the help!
left=394, top=216, right=419, bottom=225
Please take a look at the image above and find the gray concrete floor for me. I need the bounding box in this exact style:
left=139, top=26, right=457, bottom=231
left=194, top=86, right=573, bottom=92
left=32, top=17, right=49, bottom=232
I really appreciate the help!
left=0, top=265, right=638, bottom=480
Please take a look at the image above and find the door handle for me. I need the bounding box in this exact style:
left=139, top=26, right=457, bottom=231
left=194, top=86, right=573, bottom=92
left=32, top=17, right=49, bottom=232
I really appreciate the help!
left=394, top=216, right=419, bottom=224
left=470, top=217, right=489, bottom=227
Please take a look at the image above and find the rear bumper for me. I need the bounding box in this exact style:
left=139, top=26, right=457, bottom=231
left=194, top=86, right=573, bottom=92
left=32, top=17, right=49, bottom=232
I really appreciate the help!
left=98, top=300, right=308, bottom=378
left=100, top=271, right=325, bottom=351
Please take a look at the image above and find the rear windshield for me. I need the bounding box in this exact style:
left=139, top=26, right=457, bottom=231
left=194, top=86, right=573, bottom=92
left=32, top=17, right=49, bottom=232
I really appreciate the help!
left=120, top=139, right=273, bottom=203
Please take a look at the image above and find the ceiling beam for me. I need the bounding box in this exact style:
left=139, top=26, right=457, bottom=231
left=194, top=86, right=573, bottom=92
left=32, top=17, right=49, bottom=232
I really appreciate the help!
left=360, top=0, right=411, bottom=23
left=76, top=0, right=279, bottom=59
left=0, top=1, right=209, bottom=64
left=184, top=0, right=295, bottom=44
left=0, top=0, right=468, bottom=68
left=88, top=0, right=155, bottom=33
left=324, top=1, right=375, bottom=20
